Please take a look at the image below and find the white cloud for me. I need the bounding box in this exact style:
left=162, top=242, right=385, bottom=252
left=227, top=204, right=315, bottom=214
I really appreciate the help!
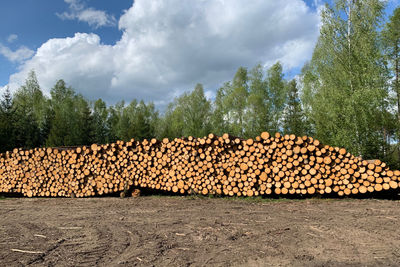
left=7, top=34, right=18, bottom=43
left=57, top=0, right=116, bottom=28
left=0, top=85, right=6, bottom=95
left=0, top=44, right=34, bottom=63
left=8, top=0, right=320, bottom=106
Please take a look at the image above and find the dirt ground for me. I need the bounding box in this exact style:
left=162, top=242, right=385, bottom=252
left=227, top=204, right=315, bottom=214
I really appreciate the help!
left=0, top=196, right=400, bottom=267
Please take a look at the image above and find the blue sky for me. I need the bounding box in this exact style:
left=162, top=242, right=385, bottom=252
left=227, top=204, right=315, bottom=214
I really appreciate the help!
left=0, top=0, right=132, bottom=85
left=0, top=0, right=398, bottom=106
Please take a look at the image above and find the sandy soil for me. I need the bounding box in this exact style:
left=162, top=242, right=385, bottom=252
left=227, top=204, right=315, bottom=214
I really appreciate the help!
left=0, top=196, right=399, bottom=266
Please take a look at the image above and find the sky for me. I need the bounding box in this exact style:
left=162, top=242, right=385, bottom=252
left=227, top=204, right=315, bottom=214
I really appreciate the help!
left=0, top=0, right=398, bottom=107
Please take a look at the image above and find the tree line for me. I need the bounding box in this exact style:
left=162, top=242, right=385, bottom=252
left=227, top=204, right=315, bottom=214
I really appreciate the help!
left=1, top=0, right=400, bottom=168
left=0, top=62, right=304, bottom=148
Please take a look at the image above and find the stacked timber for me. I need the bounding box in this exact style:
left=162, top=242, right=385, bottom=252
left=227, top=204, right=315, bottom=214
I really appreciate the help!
left=0, top=132, right=399, bottom=198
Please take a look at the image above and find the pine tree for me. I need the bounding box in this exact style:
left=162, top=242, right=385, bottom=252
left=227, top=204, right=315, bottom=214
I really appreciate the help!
left=75, top=96, right=95, bottom=145
left=46, top=80, right=94, bottom=146
left=135, top=100, right=157, bottom=140
left=46, top=80, right=74, bottom=146
left=179, top=84, right=211, bottom=137
left=92, top=99, right=109, bottom=144
left=41, top=99, right=54, bottom=146
left=106, top=104, right=122, bottom=143
left=157, top=101, right=185, bottom=139
left=119, top=100, right=136, bottom=141
left=283, top=79, right=306, bottom=136
left=0, top=87, right=16, bottom=152
left=13, top=70, right=46, bottom=148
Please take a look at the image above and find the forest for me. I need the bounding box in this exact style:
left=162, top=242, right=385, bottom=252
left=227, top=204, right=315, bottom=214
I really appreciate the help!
left=0, top=0, right=400, bottom=168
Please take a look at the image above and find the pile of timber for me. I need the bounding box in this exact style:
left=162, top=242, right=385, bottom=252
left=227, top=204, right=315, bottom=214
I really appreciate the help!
left=0, top=132, right=399, bottom=198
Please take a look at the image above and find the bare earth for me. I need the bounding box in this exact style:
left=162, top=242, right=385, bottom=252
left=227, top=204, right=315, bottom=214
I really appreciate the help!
left=0, top=196, right=400, bottom=267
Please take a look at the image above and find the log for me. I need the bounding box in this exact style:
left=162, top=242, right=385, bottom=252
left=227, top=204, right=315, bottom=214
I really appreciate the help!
left=0, top=131, right=399, bottom=198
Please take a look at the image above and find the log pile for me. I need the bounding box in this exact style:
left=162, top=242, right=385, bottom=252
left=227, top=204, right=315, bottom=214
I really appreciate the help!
left=0, top=132, right=399, bottom=198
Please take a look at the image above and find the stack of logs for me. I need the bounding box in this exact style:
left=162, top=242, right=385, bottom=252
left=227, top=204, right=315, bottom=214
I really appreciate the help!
left=0, top=132, right=399, bottom=198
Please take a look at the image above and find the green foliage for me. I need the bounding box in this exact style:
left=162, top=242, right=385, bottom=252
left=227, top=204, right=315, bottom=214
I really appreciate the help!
left=210, top=67, right=249, bottom=137
left=92, top=99, right=109, bottom=144
left=181, top=84, right=212, bottom=137
left=302, top=0, right=389, bottom=158
left=0, top=87, right=16, bottom=152
left=46, top=80, right=95, bottom=146
left=246, top=64, right=271, bottom=137
left=12, top=70, right=46, bottom=149
left=225, top=67, right=249, bottom=136
left=75, top=96, right=95, bottom=145
left=212, top=63, right=286, bottom=138
left=382, top=7, right=400, bottom=97
left=158, top=83, right=211, bottom=139
left=105, top=102, right=121, bottom=143
left=283, top=79, right=307, bottom=136
left=14, top=70, right=47, bottom=127
left=46, top=80, right=75, bottom=146
left=211, top=83, right=230, bottom=136
left=157, top=101, right=184, bottom=139
left=105, top=100, right=158, bottom=142
left=382, top=7, right=400, bottom=167
left=266, top=62, right=286, bottom=133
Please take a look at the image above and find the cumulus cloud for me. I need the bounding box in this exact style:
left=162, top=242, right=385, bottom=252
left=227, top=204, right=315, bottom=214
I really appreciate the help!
left=7, top=34, right=18, bottom=43
left=0, top=43, right=34, bottom=63
left=8, top=0, right=320, bottom=106
left=0, top=85, right=7, bottom=95
left=57, top=0, right=116, bottom=28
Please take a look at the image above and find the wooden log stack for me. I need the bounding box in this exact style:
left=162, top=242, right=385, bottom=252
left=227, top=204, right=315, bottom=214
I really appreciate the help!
left=0, top=132, right=399, bottom=198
